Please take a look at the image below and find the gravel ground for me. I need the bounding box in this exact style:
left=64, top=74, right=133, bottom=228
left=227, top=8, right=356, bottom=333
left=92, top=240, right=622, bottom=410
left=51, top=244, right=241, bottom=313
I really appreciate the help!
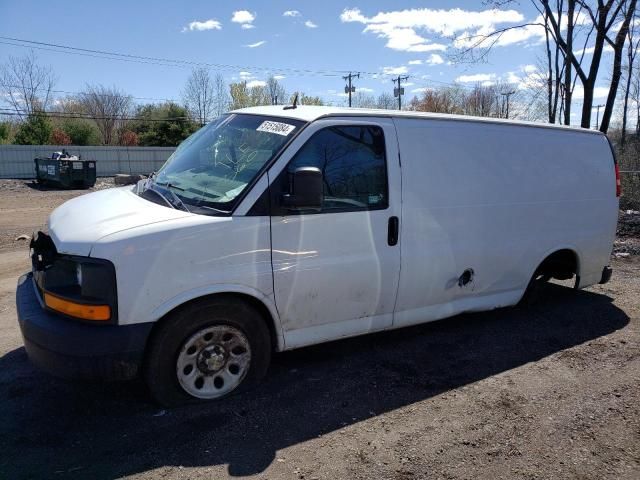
left=0, top=179, right=638, bottom=480
left=0, top=178, right=116, bottom=253
left=616, top=209, right=640, bottom=256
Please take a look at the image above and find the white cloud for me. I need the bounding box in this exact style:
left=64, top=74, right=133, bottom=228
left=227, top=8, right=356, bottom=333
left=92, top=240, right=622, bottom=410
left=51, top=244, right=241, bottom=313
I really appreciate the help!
left=578, top=44, right=615, bottom=56
left=340, top=7, right=525, bottom=53
left=382, top=65, right=409, bottom=75
left=283, top=10, right=301, bottom=17
left=408, top=59, right=423, bottom=65
left=411, top=87, right=430, bottom=94
left=182, top=19, right=222, bottom=32
left=241, top=24, right=255, bottom=30
left=358, top=87, right=375, bottom=93
left=507, top=72, right=521, bottom=85
left=305, top=20, right=318, bottom=28
left=572, top=85, right=610, bottom=100
left=273, top=75, right=286, bottom=80
left=232, top=10, right=256, bottom=26
left=245, top=41, right=266, bottom=48
left=246, top=80, right=267, bottom=88
left=522, top=64, right=537, bottom=74
left=239, top=71, right=252, bottom=79
left=456, top=73, right=497, bottom=83
left=426, top=54, right=444, bottom=65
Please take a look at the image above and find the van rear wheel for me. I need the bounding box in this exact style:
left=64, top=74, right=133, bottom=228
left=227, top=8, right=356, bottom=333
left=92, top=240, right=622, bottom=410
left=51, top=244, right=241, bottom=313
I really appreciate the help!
left=144, top=297, right=271, bottom=407
left=518, top=273, right=550, bottom=307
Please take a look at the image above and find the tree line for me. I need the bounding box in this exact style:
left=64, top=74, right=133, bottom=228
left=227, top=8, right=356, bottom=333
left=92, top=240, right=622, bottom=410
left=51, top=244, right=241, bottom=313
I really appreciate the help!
left=0, top=54, right=324, bottom=147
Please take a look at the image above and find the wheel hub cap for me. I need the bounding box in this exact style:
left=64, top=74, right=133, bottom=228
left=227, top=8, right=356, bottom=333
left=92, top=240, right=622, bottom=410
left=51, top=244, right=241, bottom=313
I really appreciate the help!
left=198, top=344, right=227, bottom=373
left=176, top=325, right=251, bottom=400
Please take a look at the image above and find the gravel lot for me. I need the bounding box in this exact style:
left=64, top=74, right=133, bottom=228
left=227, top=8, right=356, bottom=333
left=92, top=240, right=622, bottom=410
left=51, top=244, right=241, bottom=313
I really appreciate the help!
left=0, top=179, right=638, bottom=479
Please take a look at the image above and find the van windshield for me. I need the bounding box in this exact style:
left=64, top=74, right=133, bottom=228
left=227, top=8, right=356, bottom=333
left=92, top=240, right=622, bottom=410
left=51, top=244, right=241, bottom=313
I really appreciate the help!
left=150, top=114, right=304, bottom=214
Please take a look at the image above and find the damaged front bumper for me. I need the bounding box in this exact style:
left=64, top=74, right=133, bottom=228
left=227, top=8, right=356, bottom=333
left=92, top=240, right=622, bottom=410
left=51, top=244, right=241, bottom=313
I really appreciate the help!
left=16, top=273, right=152, bottom=381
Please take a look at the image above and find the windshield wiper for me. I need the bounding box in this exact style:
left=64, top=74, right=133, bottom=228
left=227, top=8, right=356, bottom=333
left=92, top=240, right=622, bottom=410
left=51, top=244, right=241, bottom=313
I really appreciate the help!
left=191, top=204, right=229, bottom=215
left=155, top=181, right=185, bottom=192
left=149, top=181, right=191, bottom=213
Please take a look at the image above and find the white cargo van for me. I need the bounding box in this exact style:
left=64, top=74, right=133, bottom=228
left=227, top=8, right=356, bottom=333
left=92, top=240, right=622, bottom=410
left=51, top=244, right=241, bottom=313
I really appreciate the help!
left=17, top=106, right=619, bottom=405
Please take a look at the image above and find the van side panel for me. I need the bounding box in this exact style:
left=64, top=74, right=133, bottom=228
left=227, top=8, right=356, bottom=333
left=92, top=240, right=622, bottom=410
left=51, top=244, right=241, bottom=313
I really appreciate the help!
left=90, top=215, right=282, bottom=346
left=393, top=118, right=617, bottom=327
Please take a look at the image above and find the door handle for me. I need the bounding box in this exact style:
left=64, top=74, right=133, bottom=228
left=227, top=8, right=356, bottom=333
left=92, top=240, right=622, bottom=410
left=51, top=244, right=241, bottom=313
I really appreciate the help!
left=387, top=216, right=399, bottom=246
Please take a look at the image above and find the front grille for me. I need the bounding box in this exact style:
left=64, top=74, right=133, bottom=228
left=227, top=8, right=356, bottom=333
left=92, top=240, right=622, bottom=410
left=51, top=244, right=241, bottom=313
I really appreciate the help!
left=30, top=231, right=57, bottom=272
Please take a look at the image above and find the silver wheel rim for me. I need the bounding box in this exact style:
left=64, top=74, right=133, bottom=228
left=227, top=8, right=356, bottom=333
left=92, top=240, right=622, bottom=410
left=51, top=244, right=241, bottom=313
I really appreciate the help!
left=176, top=325, right=251, bottom=399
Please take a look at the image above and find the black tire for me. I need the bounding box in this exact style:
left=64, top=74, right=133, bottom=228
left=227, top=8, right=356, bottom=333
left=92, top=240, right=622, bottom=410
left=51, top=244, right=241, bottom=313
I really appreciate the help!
left=144, top=296, right=271, bottom=407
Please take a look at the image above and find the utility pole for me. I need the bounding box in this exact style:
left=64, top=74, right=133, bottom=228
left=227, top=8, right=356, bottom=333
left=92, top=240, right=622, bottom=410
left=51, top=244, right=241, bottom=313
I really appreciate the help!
left=393, top=75, right=409, bottom=110
left=343, top=72, right=359, bottom=107
left=594, top=104, right=605, bottom=129
left=500, top=90, right=516, bottom=119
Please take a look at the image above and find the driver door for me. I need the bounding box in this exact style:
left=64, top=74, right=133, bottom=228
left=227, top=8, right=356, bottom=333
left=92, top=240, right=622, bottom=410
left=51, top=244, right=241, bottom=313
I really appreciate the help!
left=267, top=118, right=402, bottom=349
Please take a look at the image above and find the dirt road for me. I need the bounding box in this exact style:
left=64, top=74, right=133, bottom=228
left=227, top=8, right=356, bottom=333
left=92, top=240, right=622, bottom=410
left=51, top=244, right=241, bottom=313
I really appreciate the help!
left=0, top=180, right=638, bottom=479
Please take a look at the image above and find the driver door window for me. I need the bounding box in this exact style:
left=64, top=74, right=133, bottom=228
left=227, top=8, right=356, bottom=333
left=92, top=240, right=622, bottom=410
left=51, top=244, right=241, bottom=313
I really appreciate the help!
left=284, top=125, right=388, bottom=213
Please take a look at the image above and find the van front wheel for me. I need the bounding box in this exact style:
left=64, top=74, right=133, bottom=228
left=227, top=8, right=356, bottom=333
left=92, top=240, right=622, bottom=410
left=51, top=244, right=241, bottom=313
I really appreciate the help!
left=144, top=297, right=271, bottom=407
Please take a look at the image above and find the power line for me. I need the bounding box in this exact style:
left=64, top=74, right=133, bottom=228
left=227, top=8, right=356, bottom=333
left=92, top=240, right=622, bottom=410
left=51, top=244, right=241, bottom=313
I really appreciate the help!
left=0, top=36, right=379, bottom=78
left=0, top=35, right=524, bottom=104
left=3, top=84, right=179, bottom=104
left=0, top=108, right=193, bottom=123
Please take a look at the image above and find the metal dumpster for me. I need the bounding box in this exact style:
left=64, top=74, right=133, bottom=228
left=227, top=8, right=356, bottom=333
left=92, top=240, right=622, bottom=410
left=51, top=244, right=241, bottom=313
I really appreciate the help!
left=34, top=151, right=96, bottom=188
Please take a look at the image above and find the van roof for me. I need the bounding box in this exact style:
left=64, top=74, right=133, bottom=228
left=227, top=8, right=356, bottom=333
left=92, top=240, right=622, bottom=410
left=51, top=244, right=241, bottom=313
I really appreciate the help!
left=232, top=105, right=603, bottom=136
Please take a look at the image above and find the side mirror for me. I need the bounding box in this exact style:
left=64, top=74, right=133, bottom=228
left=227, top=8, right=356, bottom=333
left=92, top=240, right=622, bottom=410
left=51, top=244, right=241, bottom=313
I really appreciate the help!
left=281, top=166, right=323, bottom=211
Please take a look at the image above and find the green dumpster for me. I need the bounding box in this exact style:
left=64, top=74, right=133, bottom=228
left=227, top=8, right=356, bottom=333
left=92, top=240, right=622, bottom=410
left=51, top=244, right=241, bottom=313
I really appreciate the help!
left=34, top=150, right=96, bottom=189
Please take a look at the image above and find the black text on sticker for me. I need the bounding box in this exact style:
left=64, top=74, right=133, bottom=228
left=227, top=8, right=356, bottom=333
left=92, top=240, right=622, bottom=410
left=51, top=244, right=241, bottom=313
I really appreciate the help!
left=256, top=121, right=296, bottom=136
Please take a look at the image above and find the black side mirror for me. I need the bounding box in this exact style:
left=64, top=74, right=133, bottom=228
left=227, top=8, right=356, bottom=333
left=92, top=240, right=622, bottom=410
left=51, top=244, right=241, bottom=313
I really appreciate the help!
left=281, top=166, right=323, bottom=210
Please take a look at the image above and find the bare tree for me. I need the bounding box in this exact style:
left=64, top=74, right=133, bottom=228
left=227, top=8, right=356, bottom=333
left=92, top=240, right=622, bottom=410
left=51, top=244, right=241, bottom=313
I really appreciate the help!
left=376, top=92, right=395, bottom=109
left=462, top=84, right=499, bottom=117
left=461, top=0, right=637, bottom=132
left=183, top=67, right=217, bottom=126
left=213, top=73, right=230, bottom=117
left=266, top=76, right=287, bottom=105
left=0, top=52, right=56, bottom=119
left=632, top=58, right=640, bottom=134
left=351, top=91, right=376, bottom=108
left=620, top=10, right=640, bottom=146
left=408, top=86, right=465, bottom=114
left=79, top=84, right=132, bottom=145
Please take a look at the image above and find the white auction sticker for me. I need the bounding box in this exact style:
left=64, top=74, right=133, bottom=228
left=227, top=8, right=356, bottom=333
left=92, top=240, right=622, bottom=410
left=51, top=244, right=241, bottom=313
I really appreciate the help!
left=256, top=121, right=296, bottom=136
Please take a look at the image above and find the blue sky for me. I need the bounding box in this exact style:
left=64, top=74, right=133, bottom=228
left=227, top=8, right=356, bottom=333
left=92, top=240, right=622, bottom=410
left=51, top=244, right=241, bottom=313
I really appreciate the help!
left=0, top=0, right=615, bottom=114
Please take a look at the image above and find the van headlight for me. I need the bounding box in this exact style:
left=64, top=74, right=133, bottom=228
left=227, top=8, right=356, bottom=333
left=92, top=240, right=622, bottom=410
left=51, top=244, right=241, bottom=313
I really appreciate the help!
left=36, top=256, right=117, bottom=322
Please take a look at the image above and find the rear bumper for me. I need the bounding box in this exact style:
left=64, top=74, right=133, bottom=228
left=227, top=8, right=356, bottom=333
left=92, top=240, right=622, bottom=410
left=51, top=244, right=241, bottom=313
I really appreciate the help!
left=599, top=265, right=613, bottom=285
left=16, top=273, right=153, bottom=381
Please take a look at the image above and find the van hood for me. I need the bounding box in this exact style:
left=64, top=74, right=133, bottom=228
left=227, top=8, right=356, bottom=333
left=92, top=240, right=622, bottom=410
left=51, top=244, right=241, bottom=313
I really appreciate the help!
left=48, top=186, right=194, bottom=256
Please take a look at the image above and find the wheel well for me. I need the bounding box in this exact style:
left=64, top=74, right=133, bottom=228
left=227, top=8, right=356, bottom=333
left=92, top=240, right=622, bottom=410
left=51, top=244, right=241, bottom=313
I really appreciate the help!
left=535, top=249, right=579, bottom=281
left=149, top=293, right=279, bottom=352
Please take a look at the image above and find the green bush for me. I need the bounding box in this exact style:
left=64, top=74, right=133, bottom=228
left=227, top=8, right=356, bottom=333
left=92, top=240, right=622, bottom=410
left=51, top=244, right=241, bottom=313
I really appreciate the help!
left=61, top=120, right=100, bottom=146
left=0, top=122, right=10, bottom=144
left=13, top=113, right=52, bottom=145
left=132, top=102, right=198, bottom=147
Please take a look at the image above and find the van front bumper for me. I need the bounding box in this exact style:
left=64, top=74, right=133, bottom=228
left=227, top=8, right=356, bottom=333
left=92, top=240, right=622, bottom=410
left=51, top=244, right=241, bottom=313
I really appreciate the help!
left=16, top=273, right=153, bottom=381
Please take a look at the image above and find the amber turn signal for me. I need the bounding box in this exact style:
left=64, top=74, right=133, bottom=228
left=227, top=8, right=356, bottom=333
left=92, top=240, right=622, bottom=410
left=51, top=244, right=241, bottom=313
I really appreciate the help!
left=44, top=292, right=111, bottom=321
